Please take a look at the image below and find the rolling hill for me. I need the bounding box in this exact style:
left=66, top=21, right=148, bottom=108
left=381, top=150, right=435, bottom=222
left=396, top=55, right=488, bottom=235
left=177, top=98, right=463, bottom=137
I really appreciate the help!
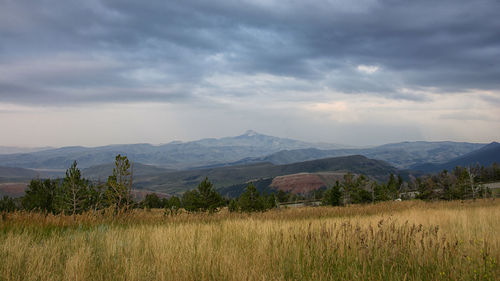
left=217, top=172, right=349, bottom=198
left=214, top=141, right=486, bottom=169
left=0, top=183, right=28, bottom=198
left=82, top=155, right=398, bottom=196
left=0, top=166, right=40, bottom=182
left=411, top=142, right=500, bottom=172
left=0, top=146, right=53, bottom=155
left=82, top=162, right=174, bottom=181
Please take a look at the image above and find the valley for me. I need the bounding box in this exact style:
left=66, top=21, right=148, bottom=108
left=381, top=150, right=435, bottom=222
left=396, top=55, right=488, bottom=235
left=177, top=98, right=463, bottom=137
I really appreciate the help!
left=0, top=132, right=497, bottom=198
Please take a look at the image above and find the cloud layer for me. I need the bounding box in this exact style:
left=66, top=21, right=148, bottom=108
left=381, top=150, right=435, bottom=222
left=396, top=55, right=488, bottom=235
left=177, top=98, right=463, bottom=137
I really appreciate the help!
left=0, top=0, right=499, bottom=146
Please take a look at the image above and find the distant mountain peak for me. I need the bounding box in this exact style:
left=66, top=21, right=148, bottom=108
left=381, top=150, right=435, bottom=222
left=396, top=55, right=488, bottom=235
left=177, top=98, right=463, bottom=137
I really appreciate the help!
left=477, top=141, right=500, bottom=151
left=242, top=130, right=260, bottom=137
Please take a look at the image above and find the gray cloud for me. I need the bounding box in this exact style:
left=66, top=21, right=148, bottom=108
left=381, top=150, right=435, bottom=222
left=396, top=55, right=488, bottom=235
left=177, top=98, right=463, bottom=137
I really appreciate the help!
left=0, top=0, right=499, bottom=105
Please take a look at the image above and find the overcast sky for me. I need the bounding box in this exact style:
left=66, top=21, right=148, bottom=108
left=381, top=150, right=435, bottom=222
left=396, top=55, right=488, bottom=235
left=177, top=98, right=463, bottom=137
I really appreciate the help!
left=1, top=0, right=499, bottom=147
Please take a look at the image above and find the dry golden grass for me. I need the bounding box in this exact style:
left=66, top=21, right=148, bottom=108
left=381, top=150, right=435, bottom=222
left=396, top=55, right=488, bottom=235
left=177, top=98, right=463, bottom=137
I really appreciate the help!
left=1, top=200, right=499, bottom=280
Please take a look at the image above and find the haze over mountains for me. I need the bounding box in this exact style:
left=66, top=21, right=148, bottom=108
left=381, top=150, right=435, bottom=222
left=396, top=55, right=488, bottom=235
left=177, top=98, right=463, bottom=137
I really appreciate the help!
left=0, top=130, right=488, bottom=171
left=0, top=146, right=54, bottom=155
left=412, top=142, right=500, bottom=172
left=0, top=131, right=498, bottom=197
left=0, top=130, right=343, bottom=170
left=227, top=141, right=485, bottom=170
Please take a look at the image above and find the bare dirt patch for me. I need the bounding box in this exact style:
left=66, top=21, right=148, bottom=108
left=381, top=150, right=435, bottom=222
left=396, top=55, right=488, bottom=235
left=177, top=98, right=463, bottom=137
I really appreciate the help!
left=0, top=183, right=28, bottom=197
left=270, top=173, right=327, bottom=194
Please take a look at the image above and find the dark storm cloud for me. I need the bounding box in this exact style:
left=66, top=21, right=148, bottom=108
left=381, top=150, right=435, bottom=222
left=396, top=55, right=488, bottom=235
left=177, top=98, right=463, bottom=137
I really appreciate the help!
left=0, top=0, right=499, bottom=105
left=0, top=81, right=190, bottom=105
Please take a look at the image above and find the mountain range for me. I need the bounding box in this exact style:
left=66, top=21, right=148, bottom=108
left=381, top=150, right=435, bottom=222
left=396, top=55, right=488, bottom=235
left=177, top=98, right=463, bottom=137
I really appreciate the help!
left=0, top=130, right=343, bottom=170
left=0, top=131, right=487, bottom=171
left=411, top=142, right=500, bottom=172
left=0, top=146, right=53, bottom=155
left=0, top=131, right=498, bottom=198
left=223, top=141, right=485, bottom=170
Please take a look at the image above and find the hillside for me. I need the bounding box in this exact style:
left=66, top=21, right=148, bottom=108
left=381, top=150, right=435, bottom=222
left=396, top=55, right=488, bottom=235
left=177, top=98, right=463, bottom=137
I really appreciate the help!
left=227, top=141, right=485, bottom=169
left=94, top=155, right=399, bottom=195
left=217, top=171, right=348, bottom=198
left=412, top=142, right=500, bottom=172
left=0, top=183, right=28, bottom=198
left=0, top=166, right=39, bottom=182
left=0, top=146, right=52, bottom=155
left=82, top=163, right=173, bottom=181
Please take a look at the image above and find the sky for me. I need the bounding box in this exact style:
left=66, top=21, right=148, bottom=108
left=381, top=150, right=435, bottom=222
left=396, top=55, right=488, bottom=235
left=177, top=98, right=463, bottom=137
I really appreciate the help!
left=0, top=0, right=499, bottom=147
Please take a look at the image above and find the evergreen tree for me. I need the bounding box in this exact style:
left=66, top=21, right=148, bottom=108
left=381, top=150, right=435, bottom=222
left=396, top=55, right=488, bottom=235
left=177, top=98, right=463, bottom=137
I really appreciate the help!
left=22, top=178, right=58, bottom=213
left=493, top=162, right=500, bottom=180
left=342, top=172, right=355, bottom=204
left=349, top=174, right=372, bottom=204
left=168, top=196, right=181, bottom=209
left=86, top=182, right=106, bottom=211
left=372, top=182, right=387, bottom=202
left=181, top=189, right=201, bottom=212
left=228, top=199, right=238, bottom=212
left=197, top=177, right=225, bottom=212
left=416, top=177, right=436, bottom=200
left=165, top=196, right=181, bottom=215
left=276, top=190, right=289, bottom=203
left=238, top=183, right=264, bottom=212
left=453, top=167, right=470, bottom=199
left=322, top=181, right=342, bottom=206
left=438, top=170, right=453, bottom=200
left=0, top=196, right=16, bottom=212
left=263, top=193, right=277, bottom=210
left=181, top=178, right=224, bottom=212
left=142, top=193, right=163, bottom=209
left=57, top=161, right=89, bottom=215
left=386, top=174, right=399, bottom=200
left=106, top=154, right=133, bottom=212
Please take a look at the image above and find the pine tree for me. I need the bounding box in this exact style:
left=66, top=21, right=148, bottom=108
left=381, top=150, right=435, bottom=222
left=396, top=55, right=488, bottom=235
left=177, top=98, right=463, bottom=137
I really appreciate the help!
left=228, top=199, right=238, bottom=212
left=58, top=161, right=89, bottom=216
left=238, top=183, right=264, bottom=212
left=0, top=196, right=16, bottom=212
left=322, top=181, right=342, bottom=206
left=181, top=178, right=224, bottom=213
left=263, top=193, right=277, bottom=210
left=197, top=177, right=225, bottom=212
left=22, top=178, right=58, bottom=213
left=142, top=193, right=163, bottom=209
left=106, top=154, right=133, bottom=212
left=182, top=189, right=201, bottom=212
left=165, top=196, right=181, bottom=216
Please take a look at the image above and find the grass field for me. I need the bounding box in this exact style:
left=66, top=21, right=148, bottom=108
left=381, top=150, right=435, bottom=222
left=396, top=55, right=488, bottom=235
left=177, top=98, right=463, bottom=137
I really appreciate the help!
left=1, top=200, right=499, bottom=281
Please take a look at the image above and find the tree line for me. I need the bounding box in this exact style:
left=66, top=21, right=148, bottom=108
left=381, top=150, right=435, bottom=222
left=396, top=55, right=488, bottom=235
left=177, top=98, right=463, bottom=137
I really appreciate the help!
left=0, top=154, right=278, bottom=214
left=143, top=180, right=277, bottom=214
left=1, top=155, right=499, bottom=213
left=410, top=164, right=499, bottom=201
left=1, top=155, right=135, bottom=215
left=319, top=163, right=499, bottom=206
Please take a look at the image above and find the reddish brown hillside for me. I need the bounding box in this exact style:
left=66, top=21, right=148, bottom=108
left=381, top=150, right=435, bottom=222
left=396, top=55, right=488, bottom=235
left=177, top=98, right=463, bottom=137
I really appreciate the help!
left=0, top=183, right=28, bottom=198
left=270, top=173, right=327, bottom=194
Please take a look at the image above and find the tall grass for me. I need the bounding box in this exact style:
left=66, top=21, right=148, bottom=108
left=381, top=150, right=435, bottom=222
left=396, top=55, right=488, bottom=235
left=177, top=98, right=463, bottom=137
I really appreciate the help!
left=1, top=200, right=499, bottom=280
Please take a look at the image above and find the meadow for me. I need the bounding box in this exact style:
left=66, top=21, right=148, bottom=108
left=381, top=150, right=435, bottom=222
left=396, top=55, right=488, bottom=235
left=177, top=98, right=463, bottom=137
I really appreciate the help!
left=0, top=200, right=499, bottom=281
